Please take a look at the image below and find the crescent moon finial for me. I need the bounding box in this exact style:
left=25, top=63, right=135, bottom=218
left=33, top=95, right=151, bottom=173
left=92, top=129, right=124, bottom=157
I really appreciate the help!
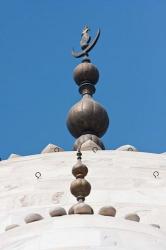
left=72, top=26, right=100, bottom=59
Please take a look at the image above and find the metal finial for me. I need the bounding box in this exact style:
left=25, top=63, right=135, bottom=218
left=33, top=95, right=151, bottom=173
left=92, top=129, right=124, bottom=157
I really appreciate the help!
left=72, top=26, right=100, bottom=58
left=67, top=26, right=109, bottom=151
left=80, top=25, right=91, bottom=50
left=68, top=150, right=93, bottom=214
left=77, top=149, right=82, bottom=160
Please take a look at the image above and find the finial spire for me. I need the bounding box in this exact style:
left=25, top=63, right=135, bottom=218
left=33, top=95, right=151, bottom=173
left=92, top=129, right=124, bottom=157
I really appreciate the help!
left=67, top=27, right=109, bottom=151
left=68, top=150, right=93, bottom=214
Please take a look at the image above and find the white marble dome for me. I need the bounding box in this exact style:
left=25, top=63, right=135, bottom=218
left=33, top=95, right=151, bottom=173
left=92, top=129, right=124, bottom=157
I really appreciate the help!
left=0, top=150, right=166, bottom=249
left=1, top=215, right=166, bottom=250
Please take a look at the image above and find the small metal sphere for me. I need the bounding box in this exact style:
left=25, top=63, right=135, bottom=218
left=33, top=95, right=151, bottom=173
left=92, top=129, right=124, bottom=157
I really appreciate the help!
left=99, top=206, right=116, bottom=217
left=72, top=160, right=88, bottom=178
left=73, top=134, right=105, bottom=151
left=24, top=213, right=43, bottom=224
left=70, top=178, right=91, bottom=198
left=67, top=95, right=109, bottom=138
left=73, top=62, right=99, bottom=86
left=125, top=213, right=140, bottom=222
left=5, top=224, right=19, bottom=231
left=74, top=202, right=94, bottom=214
left=49, top=207, right=67, bottom=217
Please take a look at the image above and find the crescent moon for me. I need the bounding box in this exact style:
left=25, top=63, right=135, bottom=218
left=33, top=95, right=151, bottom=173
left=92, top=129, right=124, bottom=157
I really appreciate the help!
left=72, top=28, right=100, bottom=58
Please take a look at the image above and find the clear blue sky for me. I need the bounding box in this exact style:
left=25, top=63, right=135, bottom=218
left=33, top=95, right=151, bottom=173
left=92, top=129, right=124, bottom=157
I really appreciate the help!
left=0, top=0, right=166, bottom=159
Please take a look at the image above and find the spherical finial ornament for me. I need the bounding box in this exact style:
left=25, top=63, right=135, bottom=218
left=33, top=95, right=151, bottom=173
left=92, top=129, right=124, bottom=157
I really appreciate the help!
left=72, top=160, right=88, bottom=178
left=73, top=61, right=99, bottom=86
left=99, top=206, right=116, bottom=217
left=68, top=202, right=94, bottom=215
left=70, top=178, right=91, bottom=200
left=74, top=202, right=94, bottom=214
left=125, top=213, right=140, bottom=222
left=49, top=207, right=67, bottom=217
left=67, top=96, right=109, bottom=139
left=24, top=213, right=43, bottom=224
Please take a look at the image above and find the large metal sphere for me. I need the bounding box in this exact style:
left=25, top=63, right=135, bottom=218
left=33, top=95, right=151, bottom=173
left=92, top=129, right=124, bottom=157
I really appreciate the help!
left=70, top=178, right=91, bottom=198
left=73, top=62, right=99, bottom=85
left=66, top=95, right=109, bottom=138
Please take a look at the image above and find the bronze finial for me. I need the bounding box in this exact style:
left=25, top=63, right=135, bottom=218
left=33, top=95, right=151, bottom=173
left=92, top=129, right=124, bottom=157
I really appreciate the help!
left=72, top=26, right=100, bottom=58
left=67, top=27, right=109, bottom=151
left=77, top=149, right=82, bottom=160
left=68, top=150, right=93, bottom=214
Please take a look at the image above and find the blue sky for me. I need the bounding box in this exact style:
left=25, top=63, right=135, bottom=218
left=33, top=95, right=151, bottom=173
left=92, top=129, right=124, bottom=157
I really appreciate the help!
left=0, top=0, right=166, bottom=159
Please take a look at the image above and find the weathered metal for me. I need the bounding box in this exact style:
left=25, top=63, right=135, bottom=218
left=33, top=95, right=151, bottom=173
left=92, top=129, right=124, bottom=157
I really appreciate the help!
left=73, top=61, right=99, bottom=86
left=69, top=150, right=93, bottom=215
left=67, top=26, right=109, bottom=151
left=72, top=26, right=100, bottom=58
left=66, top=95, right=109, bottom=138
left=73, top=134, right=105, bottom=151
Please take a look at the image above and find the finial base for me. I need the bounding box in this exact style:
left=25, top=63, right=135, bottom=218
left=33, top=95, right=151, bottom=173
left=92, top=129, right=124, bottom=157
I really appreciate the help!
left=73, top=134, right=105, bottom=151
left=82, top=55, right=91, bottom=63
left=79, top=83, right=96, bottom=96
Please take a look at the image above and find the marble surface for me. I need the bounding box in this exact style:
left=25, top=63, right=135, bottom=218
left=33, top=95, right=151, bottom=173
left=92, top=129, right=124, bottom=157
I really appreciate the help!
left=0, top=150, right=166, bottom=249
left=1, top=215, right=166, bottom=250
